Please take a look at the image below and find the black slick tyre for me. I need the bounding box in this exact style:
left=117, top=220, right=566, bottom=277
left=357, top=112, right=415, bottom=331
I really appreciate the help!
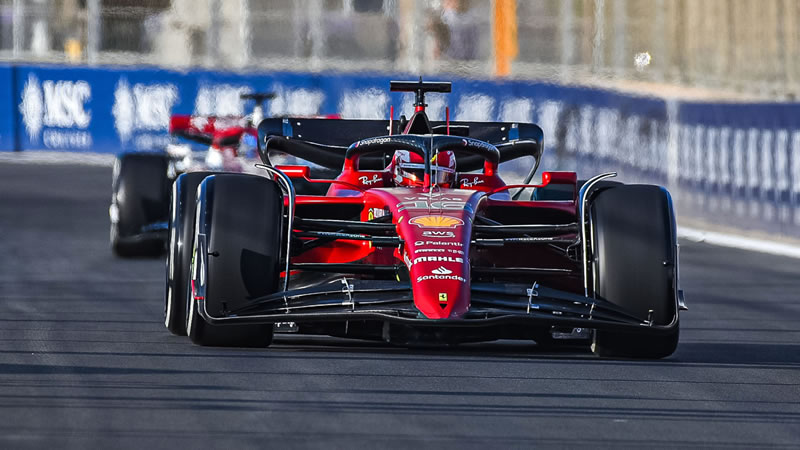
left=165, top=171, right=219, bottom=336
left=186, top=174, right=282, bottom=347
left=589, top=184, right=679, bottom=359
left=110, top=152, right=170, bottom=257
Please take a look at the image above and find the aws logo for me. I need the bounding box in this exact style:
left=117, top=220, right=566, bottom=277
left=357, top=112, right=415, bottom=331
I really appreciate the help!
left=422, top=230, right=455, bottom=238
left=409, top=215, right=464, bottom=228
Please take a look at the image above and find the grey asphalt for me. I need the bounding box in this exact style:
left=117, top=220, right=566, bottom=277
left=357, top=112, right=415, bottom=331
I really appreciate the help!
left=1, top=162, right=799, bottom=449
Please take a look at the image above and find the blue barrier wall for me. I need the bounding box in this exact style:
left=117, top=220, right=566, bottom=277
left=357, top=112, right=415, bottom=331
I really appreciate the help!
left=5, top=63, right=800, bottom=238
left=9, top=64, right=666, bottom=154
left=0, top=65, right=14, bottom=151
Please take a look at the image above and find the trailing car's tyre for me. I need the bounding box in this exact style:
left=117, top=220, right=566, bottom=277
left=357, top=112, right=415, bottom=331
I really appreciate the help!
left=165, top=171, right=219, bottom=336
left=589, top=184, right=680, bottom=359
left=110, top=152, right=170, bottom=257
left=186, top=174, right=282, bottom=347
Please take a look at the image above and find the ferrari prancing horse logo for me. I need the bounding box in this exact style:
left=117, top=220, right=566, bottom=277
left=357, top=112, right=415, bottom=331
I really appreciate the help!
left=409, top=215, right=464, bottom=228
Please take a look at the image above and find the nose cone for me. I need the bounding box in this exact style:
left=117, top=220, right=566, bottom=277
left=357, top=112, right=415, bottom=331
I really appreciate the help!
left=372, top=188, right=483, bottom=320
left=408, top=260, right=470, bottom=318
left=400, top=210, right=474, bottom=319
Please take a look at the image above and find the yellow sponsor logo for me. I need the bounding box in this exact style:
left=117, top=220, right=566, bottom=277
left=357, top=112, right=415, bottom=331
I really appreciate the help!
left=409, top=215, right=464, bottom=228
left=438, top=293, right=448, bottom=303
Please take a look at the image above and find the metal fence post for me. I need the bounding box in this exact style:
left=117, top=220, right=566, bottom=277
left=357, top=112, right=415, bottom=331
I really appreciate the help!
left=592, top=0, right=605, bottom=73
left=86, top=0, right=100, bottom=64
left=12, top=0, right=22, bottom=58
left=239, top=0, right=250, bottom=66
left=206, top=0, right=221, bottom=66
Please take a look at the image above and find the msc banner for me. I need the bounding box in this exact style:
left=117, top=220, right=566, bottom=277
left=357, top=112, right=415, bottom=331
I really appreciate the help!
left=6, top=63, right=800, bottom=238
left=10, top=64, right=666, bottom=155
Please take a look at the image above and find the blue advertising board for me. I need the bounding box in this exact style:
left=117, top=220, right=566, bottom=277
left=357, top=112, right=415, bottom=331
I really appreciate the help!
left=0, top=64, right=14, bottom=151
left=6, top=63, right=800, bottom=237
left=9, top=64, right=668, bottom=155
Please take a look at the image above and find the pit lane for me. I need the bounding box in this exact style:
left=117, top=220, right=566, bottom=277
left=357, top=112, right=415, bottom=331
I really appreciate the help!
left=1, top=161, right=799, bottom=449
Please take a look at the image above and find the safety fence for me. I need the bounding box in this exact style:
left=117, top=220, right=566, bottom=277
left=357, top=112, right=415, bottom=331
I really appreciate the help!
left=1, top=64, right=798, bottom=238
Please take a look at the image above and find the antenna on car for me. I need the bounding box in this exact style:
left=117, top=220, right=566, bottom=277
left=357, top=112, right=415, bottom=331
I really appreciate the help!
left=390, top=78, right=451, bottom=113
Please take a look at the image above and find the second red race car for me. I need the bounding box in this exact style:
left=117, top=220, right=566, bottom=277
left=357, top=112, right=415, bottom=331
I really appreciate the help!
left=165, top=80, right=686, bottom=358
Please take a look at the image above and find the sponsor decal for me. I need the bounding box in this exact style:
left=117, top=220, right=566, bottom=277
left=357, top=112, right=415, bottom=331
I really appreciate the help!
left=460, top=176, right=484, bottom=188
left=414, top=248, right=445, bottom=253
left=113, top=78, right=179, bottom=148
left=402, top=194, right=466, bottom=201
left=447, top=249, right=465, bottom=255
left=409, top=215, right=464, bottom=228
left=422, top=230, right=455, bottom=238
left=438, top=293, right=448, bottom=303
left=407, top=256, right=463, bottom=267
left=359, top=174, right=382, bottom=186
left=397, top=200, right=473, bottom=213
left=194, top=83, right=249, bottom=116
left=340, top=88, right=389, bottom=120
left=431, top=266, right=453, bottom=275
left=462, top=137, right=498, bottom=152
left=415, top=240, right=463, bottom=247
left=269, top=84, right=326, bottom=116
left=367, top=207, right=386, bottom=221
left=417, top=274, right=466, bottom=283
left=355, top=136, right=392, bottom=147
left=20, top=74, right=93, bottom=148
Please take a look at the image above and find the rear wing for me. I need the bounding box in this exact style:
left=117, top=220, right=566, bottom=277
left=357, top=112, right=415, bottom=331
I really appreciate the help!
left=256, top=118, right=544, bottom=172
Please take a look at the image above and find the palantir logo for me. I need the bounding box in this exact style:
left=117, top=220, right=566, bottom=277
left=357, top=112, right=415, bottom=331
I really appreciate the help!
left=20, top=74, right=44, bottom=140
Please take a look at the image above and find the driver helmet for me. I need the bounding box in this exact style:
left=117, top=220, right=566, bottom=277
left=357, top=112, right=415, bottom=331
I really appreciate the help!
left=391, top=150, right=456, bottom=187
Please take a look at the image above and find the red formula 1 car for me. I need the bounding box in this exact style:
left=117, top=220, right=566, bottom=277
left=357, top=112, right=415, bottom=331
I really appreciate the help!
left=165, top=80, right=686, bottom=358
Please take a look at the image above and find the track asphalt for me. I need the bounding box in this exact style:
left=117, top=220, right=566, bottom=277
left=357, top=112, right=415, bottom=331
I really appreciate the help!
left=1, top=162, right=799, bottom=449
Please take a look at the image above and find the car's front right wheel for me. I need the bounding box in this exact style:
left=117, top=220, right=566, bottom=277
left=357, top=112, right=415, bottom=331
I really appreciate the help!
left=165, top=171, right=219, bottom=336
left=186, top=174, right=283, bottom=347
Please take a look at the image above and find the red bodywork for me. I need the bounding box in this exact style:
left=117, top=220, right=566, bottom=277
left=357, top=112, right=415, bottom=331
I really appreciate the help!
left=278, top=157, right=579, bottom=321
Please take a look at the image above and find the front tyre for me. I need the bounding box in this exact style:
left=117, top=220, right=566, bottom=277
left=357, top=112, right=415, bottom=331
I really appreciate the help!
left=589, top=184, right=680, bottom=359
left=186, top=174, right=283, bottom=347
left=165, top=171, right=219, bottom=336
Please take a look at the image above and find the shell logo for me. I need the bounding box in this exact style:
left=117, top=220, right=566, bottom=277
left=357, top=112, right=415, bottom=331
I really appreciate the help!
left=409, top=215, right=464, bottom=228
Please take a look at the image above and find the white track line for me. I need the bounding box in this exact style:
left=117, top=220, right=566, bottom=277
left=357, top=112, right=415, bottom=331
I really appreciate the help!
left=678, top=226, right=800, bottom=259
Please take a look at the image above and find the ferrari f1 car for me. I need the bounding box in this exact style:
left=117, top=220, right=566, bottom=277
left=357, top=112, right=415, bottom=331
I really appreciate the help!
left=165, top=80, right=687, bottom=358
left=109, top=93, right=278, bottom=257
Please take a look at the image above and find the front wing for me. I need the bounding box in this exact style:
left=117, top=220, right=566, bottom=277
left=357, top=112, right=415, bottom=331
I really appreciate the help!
left=194, top=279, right=678, bottom=337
